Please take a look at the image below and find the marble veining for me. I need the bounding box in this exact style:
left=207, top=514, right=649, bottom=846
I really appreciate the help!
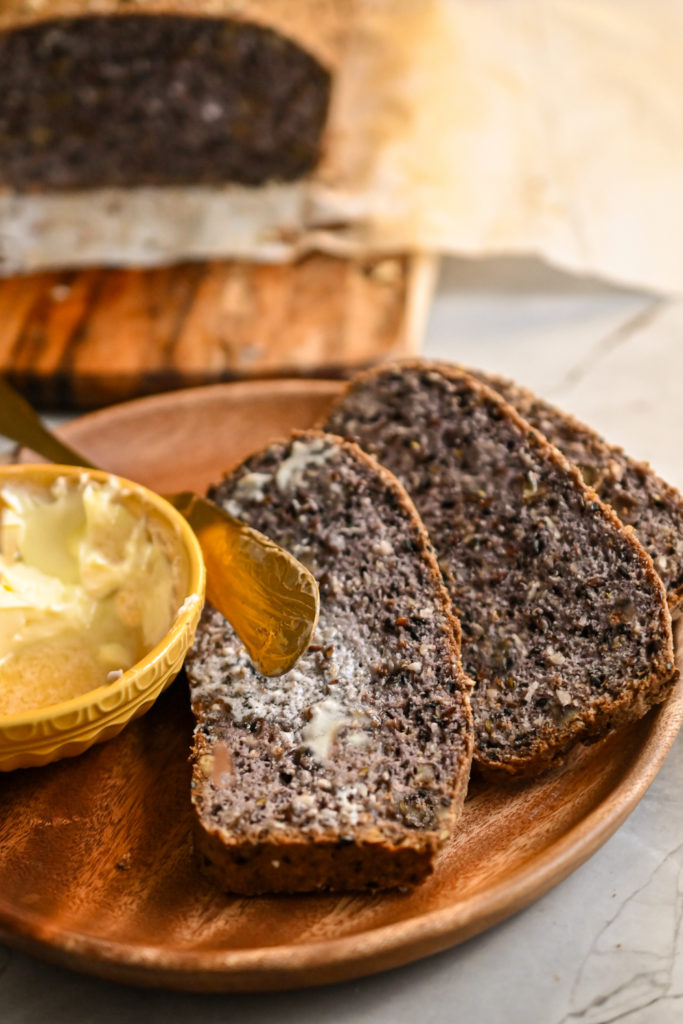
left=548, top=297, right=667, bottom=398
left=562, top=844, right=683, bottom=1023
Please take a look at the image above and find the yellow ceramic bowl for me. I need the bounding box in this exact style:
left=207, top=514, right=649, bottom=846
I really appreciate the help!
left=0, top=464, right=205, bottom=771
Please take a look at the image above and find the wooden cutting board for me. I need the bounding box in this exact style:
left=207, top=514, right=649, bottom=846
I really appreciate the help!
left=0, top=253, right=435, bottom=410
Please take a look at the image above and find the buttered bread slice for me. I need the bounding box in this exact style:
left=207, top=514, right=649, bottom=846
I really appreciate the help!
left=186, top=431, right=473, bottom=894
left=325, top=362, right=677, bottom=777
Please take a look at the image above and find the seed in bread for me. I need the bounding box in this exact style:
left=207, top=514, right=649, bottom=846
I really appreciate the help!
left=325, top=362, right=677, bottom=777
left=186, top=431, right=473, bottom=894
left=470, top=369, right=683, bottom=617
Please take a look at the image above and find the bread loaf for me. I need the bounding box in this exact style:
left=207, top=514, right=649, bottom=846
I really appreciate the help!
left=471, top=369, right=683, bottom=617
left=186, top=431, right=473, bottom=893
left=325, top=362, right=677, bottom=777
left=0, top=0, right=338, bottom=192
left=0, top=0, right=349, bottom=273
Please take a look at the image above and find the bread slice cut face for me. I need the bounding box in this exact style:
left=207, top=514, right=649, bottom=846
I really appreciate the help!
left=186, top=431, right=473, bottom=893
left=470, top=368, right=683, bottom=618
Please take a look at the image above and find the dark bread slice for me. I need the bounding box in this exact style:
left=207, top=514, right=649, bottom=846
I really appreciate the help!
left=324, top=362, right=677, bottom=777
left=469, top=369, right=683, bottom=617
left=0, top=6, right=331, bottom=191
left=185, top=431, right=473, bottom=894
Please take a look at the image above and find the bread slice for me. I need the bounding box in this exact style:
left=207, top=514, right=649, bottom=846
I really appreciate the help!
left=185, top=431, right=473, bottom=894
left=469, top=369, right=683, bottom=618
left=324, top=362, right=677, bottom=777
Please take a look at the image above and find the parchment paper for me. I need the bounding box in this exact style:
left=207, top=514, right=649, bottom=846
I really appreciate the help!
left=310, top=0, right=683, bottom=294
left=3, top=0, right=682, bottom=293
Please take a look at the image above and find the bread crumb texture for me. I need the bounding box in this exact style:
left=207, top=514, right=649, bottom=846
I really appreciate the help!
left=470, top=368, right=683, bottom=616
left=0, top=14, right=330, bottom=191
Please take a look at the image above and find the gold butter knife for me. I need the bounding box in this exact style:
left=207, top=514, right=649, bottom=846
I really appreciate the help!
left=0, top=378, right=319, bottom=677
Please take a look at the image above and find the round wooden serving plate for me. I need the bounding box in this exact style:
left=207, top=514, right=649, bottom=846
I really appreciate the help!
left=0, top=379, right=681, bottom=992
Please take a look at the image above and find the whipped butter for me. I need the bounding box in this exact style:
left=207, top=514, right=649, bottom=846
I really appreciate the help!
left=0, top=474, right=180, bottom=715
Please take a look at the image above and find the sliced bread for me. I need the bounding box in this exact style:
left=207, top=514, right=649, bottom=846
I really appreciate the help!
left=185, top=431, right=473, bottom=894
left=325, top=362, right=677, bottom=777
left=470, top=369, right=683, bottom=617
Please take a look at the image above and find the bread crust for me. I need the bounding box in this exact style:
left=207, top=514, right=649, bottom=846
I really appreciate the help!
left=324, top=360, right=677, bottom=779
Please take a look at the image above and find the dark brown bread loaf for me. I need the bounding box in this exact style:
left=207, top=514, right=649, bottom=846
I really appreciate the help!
left=0, top=1, right=337, bottom=191
left=470, top=369, right=683, bottom=617
left=325, top=362, right=677, bottom=777
left=185, top=431, right=473, bottom=894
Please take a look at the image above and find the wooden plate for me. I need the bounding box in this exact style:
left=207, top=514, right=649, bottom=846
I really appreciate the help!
left=0, top=379, right=681, bottom=992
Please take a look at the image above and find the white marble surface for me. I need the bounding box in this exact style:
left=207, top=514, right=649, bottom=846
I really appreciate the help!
left=3, top=256, right=683, bottom=1023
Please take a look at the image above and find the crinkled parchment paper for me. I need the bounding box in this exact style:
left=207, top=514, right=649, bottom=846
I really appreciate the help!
left=2, top=0, right=682, bottom=293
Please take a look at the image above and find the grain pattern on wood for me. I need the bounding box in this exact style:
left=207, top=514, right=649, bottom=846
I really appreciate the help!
left=0, top=254, right=434, bottom=409
left=0, top=380, right=681, bottom=992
